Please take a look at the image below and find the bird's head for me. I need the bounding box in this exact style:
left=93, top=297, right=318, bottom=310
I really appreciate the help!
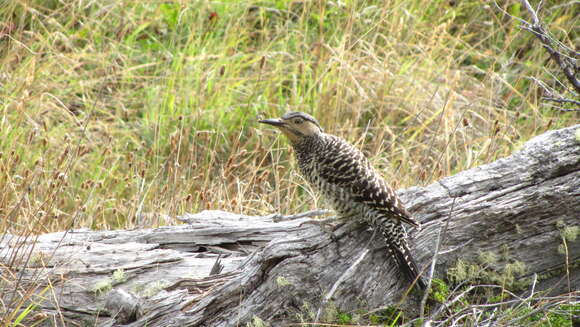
left=259, top=112, right=323, bottom=143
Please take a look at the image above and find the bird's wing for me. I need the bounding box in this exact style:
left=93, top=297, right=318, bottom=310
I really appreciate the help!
left=318, top=136, right=421, bottom=228
left=317, top=137, right=365, bottom=186
left=351, top=171, right=421, bottom=228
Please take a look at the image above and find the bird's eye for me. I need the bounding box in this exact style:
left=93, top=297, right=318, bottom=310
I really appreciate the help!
left=294, top=119, right=302, bottom=124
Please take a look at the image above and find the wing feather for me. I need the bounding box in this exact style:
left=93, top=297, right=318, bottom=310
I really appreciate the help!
left=318, top=135, right=421, bottom=227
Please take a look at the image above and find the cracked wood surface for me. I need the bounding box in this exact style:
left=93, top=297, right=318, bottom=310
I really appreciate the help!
left=1, top=125, right=579, bottom=326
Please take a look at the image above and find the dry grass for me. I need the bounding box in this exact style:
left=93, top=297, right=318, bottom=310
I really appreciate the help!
left=0, top=1, right=578, bottom=323
left=2, top=0, right=576, bottom=234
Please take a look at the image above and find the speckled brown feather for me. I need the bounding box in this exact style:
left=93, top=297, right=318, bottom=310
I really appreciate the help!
left=260, top=112, right=425, bottom=290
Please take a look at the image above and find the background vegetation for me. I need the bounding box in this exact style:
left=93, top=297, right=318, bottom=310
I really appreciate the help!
left=0, top=1, right=578, bottom=325
left=1, top=0, right=578, bottom=234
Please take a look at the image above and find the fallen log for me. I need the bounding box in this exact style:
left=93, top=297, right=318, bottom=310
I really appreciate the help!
left=1, top=125, right=579, bottom=327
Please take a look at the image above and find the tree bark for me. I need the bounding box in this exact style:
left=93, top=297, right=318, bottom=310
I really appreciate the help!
left=1, top=125, right=579, bottom=327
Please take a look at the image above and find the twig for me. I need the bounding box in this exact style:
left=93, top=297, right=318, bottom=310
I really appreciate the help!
left=431, top=285, right=476, bottom=323
left=420, top=197, right=457, bottom=322
left=494, top=0, right=579, bottom=107
left=528, top=77, right=580, bottom=111
left=528, top=273, right=538, bottom=301
left=561, top=236, right=571, bottom=293
left=518, top=0, right=580, bottom=93
left=520, top=0, right=541, bottom=24
left=502, top=299, right=570, bottom=326
left=541, top=97, right=580, bottom=106
left=314, top=248, right=370, bottom=323
left=438, top=239, right=473, bottom=255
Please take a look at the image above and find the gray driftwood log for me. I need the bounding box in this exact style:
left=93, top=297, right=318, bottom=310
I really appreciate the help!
left=1, top=125, right=579, bottom=327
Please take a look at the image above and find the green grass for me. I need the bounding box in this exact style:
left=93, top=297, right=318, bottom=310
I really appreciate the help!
left=0, top=0, right=578, bottom=324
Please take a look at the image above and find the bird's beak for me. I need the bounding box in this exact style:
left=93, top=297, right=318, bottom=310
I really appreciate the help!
left=258, top=118, right=286, bottom=127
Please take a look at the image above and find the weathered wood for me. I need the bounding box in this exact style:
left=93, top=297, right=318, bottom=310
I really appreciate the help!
left=1, top=125, right=579, bottom=327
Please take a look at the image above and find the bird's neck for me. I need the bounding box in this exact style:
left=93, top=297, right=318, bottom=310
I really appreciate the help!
left=291, top=135, right=317, bottom=153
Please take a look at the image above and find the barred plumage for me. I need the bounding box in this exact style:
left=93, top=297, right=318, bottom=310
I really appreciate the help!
left=260, top=112, right=425, bottom=290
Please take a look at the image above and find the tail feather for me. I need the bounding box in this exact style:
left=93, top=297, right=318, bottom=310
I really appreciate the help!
left=374, top=216, right=426, bottom=290
left=388, top=243, right=426, bottom=291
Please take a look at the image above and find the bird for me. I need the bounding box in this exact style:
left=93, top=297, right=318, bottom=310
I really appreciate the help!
left=259, top=111, right=426, bottom=290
